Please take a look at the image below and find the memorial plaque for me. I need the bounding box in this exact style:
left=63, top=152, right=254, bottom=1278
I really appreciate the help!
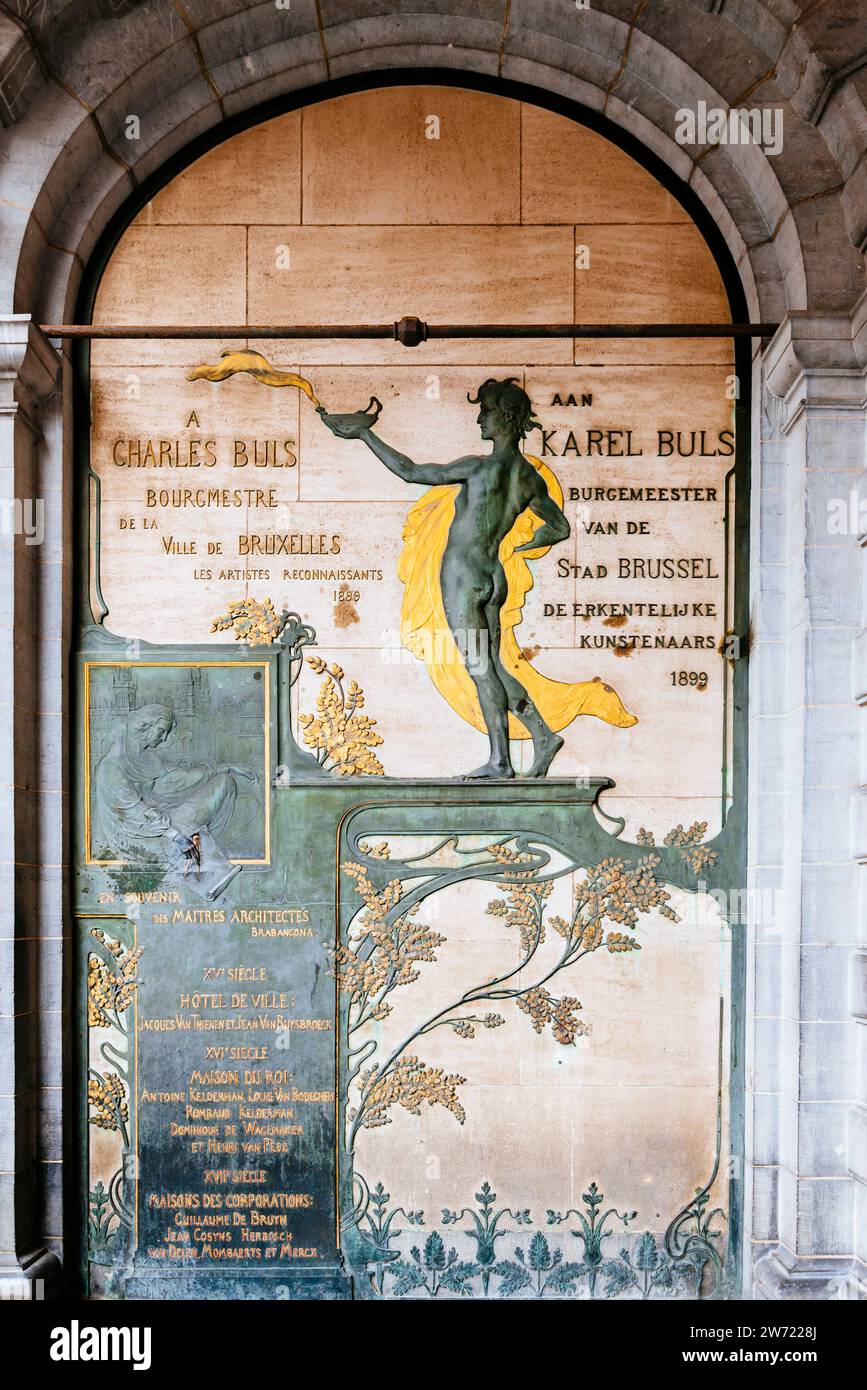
left=75, top=86, right=746, bottom=1300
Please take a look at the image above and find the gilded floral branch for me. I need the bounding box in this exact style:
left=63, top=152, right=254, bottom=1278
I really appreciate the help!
left=299, top=657, right=385, bottom=776
left=210, top=596, right=289, bottom=645
left=637, top=821, right=719, bottom=876
left=338, top=839, right=681, bottom=1152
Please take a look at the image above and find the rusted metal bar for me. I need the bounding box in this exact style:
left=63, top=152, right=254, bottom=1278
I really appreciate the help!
left=41, top=324, right=395, bottom=340
left=40, top=316, right=777, bottom=344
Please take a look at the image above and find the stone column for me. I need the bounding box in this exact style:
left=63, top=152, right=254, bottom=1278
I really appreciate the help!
left=0, top=314, right=64, bottom=1298
left=749, top=305, right=867, bottom=1298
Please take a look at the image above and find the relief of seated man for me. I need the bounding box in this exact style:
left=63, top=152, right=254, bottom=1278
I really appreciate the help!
left=93, top=703, right=256, bottom=863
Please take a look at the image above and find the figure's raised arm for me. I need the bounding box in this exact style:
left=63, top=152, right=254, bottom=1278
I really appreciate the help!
left=318, top=409, right=473, bottom=484
left=360, top=430, right=474, bottom=485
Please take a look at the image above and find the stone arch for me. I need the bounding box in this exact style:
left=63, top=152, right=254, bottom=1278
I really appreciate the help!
left=3, top=2, right=865, bottom=326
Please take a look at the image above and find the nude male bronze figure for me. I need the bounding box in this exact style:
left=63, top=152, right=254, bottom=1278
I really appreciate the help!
left=320, top=379, right=570, bottom=779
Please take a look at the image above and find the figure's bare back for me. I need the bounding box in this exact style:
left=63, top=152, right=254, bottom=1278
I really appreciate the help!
left=449, top=452, right=546, bottom=552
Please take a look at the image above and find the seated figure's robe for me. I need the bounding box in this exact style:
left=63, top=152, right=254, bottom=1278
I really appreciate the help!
left=93, top=715, right=237, bottom=857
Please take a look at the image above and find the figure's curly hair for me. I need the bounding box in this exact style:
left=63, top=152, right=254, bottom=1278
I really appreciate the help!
left=467, top=378, right=542, bottom=441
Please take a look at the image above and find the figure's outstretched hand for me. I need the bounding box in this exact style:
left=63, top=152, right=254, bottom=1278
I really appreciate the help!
left=317, top=409, right=368, bottom=440
left=316, top=398, right=382, bottom=440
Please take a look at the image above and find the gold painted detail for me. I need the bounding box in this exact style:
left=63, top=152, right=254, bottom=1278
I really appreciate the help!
left=187, top=351, right=321, bottom=407
left=87, top=928, right=142, bottom=1027
left=88, top=1072, right=129, bottom=1134
left=87, top=926, right=140, bottom=1212
left=637, top=822, right=720, bottom=875
left=339, top=839, right=678, bottom=1143
left=211, top=596, right=286, bottom=645
left=398, top=460, right=637, bottom=737
left=359, top=1057, right=468, bottom=1129
left=299, top=657, right=385, bottom=776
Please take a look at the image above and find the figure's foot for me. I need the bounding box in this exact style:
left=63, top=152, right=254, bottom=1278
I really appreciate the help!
left=461, top=760, right=515, bottom=780
left=526, top=731, right=564, bottom=778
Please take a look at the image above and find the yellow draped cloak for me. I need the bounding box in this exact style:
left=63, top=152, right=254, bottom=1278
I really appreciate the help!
left=398, top=456, right=638, bottom=738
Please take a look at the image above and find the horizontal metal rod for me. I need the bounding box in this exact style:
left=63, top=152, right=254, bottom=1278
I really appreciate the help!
left=44, top=324, right=397, bottom=340
left=40, top=319, right=777, bottom=342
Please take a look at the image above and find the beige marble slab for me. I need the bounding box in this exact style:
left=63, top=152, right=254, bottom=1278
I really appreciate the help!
left=521, top=104, right=691, bottom=225
left=356, top=1077, right=724, bottom=1220
left=293, top=639, right=494, bottom=779
left=517, top=912, right=729, bottom=1090
left=293, top=639, right=726, bottom=801
left=598, top=795, right=726, bottom=844
left=571, top=223, right=733, bottom=366
left=349, top=859, right=730, bottom=1217
left=91, top=355, right=733, bottom=805
left=351, top=1066, right=730, bottom=1231
left=538, top=657, right=726, bottom=799
left=523, top=363, right=737, bottom=437
left=302, top=86, right=521, bottom=225
left=91, top=365, right=302, bottom=484
left=355, top=1084, right=577, bottom=1214
left=246, top=224, right=576, bottom=366
left=92, top=225, right=247, bottom=368
left=139, top=112, right=301, bottom=225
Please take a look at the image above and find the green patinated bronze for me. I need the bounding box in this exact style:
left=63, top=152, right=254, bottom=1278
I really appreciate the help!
left=320, top=379, right=570, bottom=779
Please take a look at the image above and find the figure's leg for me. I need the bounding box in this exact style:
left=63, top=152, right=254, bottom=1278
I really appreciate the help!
left=483, top=594, right=564, bottom=778
left=442, top=586, right=515, bottom=778
left=172, top=771, right=237, bottom=837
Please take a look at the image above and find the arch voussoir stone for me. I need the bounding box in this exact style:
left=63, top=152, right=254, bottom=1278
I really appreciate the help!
left=4, top=3, right=862, bottom=328
left=195, top=4, right=327, bottom=99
